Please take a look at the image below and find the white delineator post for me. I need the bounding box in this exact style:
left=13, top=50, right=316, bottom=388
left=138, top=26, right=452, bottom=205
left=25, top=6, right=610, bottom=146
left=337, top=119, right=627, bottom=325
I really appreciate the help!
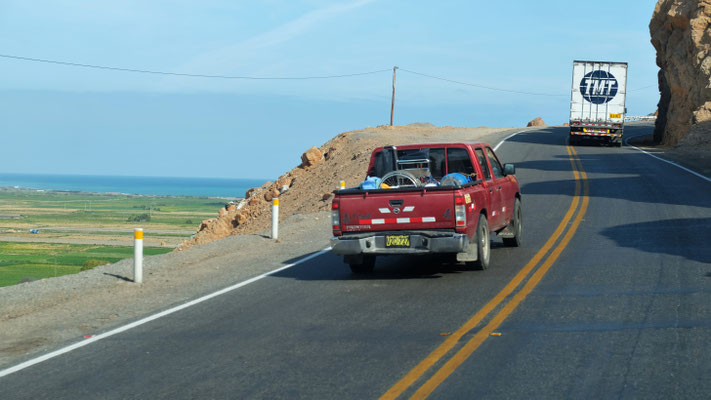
left=340, top=180, right=345, bottom=190
left=134, top=228, right=143, bottom=283
left=271, top=198, right=279, bottom=240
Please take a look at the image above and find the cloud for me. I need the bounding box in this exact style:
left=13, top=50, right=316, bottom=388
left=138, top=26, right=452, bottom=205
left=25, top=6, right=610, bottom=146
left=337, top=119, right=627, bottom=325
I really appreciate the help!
left=237, top=0, right=378, bottom=51
left=174, top=0, right=379, bottom=76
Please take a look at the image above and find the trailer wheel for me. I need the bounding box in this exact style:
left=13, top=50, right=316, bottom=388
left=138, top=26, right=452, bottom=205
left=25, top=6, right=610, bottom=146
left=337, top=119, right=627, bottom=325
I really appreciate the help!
left=347, top=255, right=375, bottom=274
left=468, top=214, right=490, bottom=270
left=503, top=198, right=522, bottom=247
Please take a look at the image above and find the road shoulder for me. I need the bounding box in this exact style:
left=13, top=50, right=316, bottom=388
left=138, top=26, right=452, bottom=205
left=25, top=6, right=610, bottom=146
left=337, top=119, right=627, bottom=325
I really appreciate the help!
left=627, top=133, right=711, bottom=180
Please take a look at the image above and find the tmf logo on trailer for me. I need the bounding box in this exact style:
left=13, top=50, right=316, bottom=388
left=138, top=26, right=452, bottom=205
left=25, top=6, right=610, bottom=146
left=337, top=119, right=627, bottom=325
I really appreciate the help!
left=580, top=70, right=618, bottom=104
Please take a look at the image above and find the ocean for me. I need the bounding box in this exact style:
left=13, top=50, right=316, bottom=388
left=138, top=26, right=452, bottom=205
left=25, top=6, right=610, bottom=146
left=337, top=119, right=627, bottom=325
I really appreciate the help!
left=0, top=173, right=268, bottom=198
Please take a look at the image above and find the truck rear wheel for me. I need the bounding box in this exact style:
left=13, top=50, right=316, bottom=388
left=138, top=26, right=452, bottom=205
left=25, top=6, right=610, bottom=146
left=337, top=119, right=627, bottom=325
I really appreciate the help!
left=468, top=214, right=490, bottom=270
left=503, top=198, right=522, bottom=247
left=346, top=255, right=375, bottom=274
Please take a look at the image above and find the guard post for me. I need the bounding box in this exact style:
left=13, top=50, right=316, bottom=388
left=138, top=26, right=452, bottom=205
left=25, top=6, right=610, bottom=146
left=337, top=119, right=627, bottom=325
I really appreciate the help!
left=271, top=198, right=279, bottom=240
left=134, top=228, right=143, bottom=283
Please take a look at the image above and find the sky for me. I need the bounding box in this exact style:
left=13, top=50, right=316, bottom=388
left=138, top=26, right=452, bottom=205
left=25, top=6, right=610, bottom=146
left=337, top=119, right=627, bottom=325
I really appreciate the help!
left=0, top=0, right=660, bottom=180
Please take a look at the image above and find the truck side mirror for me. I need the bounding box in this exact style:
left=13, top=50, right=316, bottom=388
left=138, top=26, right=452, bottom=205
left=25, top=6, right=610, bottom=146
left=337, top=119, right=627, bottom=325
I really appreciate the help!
left=503, top=163, right=515, bottom=176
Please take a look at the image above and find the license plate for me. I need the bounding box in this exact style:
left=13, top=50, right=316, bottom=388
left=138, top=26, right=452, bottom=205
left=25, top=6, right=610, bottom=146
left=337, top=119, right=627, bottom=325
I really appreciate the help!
left=386, top=235, right=410, bottom=248
left=583, top=128, right=608, bottom=133
left=610, top=113, right=621, bottom=119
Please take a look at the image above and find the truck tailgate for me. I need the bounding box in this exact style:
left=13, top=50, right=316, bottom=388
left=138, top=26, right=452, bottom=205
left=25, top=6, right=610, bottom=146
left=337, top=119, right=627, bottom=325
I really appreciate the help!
left=338, top=189, right=455, bottom=233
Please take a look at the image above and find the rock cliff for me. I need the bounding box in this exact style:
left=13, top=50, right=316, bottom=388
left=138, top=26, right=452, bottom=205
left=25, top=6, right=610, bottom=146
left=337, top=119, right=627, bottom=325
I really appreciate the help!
left=650, top=0, right=711, bottom=147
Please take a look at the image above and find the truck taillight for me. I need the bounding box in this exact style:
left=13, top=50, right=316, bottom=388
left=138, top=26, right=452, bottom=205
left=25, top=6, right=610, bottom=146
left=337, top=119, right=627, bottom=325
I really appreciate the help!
left=331, top=199, right=340, bottom=230
left=455, top=195, right=466, bottom=227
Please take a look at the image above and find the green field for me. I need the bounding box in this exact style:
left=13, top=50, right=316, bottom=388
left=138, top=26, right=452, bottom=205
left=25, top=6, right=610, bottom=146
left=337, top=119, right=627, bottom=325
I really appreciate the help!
left=0, top=189, right=225, bottom=229
left=0, top=189, right=230, bottom=286
left=0, top=241, right=173, bottom=287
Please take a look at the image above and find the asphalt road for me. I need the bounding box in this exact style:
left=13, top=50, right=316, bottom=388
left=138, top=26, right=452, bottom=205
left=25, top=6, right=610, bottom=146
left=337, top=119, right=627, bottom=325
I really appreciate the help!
left=2, top=123, right=710, bottom=399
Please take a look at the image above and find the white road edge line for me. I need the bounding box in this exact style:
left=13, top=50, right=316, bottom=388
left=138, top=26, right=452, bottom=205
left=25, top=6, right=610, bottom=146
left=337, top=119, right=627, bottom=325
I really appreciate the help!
left=625, top=140, right=711, bottom=184
left=493, top=130, right=526, bottom=151
left=0, top=248, right=332, bottom=378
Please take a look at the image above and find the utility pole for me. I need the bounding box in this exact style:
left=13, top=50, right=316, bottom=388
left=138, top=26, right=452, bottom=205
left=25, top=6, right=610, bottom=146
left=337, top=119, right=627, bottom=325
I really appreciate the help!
left=390, top=66, right=398, bottom=126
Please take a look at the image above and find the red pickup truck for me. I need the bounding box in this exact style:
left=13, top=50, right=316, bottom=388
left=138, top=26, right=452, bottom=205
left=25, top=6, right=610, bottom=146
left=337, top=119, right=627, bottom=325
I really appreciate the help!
left=330, top=142, right=521, bottom=273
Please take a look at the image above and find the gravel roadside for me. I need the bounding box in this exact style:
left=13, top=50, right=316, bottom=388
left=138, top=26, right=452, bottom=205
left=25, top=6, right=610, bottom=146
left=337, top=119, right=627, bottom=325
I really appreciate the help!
left=0, top=211, right=332, bottom=370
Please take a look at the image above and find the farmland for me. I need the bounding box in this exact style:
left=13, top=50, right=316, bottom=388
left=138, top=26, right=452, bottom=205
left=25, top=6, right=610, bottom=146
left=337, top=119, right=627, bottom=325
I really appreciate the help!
left=0, top=242, right=173, bottom=286
left=0, top=188, right=226, bottom=286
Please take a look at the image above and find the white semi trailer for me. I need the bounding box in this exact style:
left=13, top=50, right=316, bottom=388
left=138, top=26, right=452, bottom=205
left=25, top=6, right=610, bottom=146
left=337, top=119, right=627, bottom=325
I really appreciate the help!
left=569, top=60, right=628, bottom=147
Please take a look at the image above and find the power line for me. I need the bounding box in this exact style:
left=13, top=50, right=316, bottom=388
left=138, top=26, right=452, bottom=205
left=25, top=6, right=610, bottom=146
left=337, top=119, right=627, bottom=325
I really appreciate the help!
left=0, top=53, right=657, bottom=93
left=400, top=68, right=657, bottom=96
left=0, top=53, right=391, bottom=80
left=399, top=68, right=568, bottom=97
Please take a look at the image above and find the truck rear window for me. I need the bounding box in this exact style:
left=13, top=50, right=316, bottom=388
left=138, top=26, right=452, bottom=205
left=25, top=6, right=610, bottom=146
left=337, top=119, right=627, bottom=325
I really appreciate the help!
left=447, top=148, right=475, bottom=176
left=370, top=146, right=474, bottom=180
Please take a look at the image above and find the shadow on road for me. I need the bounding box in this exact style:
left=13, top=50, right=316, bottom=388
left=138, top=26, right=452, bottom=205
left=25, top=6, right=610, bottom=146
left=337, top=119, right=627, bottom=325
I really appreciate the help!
left=505, top=127, right=568, bottom=146
left=505, top=122, right=654, bottom=150
left=515, top=158, right=576, bottom=173
left=522, top=175, right=711, bottom=209
left=519, top=151, right=711, bottom=209
left=601, top=218, right=711, bottom=265
left=280, top=250, right=329, bottom=266
left=272, top=251, right=486, bottom=281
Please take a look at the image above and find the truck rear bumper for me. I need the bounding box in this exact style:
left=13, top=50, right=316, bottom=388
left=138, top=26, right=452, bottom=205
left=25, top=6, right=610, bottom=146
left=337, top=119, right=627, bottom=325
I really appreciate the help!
left=569, top=131, right=623, bottom=139
left=569, top=125, right=623, bottom=140
left=330, top=232, right=468, bottom=255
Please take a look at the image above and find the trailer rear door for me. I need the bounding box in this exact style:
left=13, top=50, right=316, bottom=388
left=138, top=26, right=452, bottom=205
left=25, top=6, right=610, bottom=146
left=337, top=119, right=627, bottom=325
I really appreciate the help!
left=570, top=61, right=627, bottom=125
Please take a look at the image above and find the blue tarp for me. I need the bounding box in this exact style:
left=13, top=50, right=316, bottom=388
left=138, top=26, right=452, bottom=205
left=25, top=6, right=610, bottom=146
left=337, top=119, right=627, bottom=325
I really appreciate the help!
left=359, top=176, right=382, bottom=190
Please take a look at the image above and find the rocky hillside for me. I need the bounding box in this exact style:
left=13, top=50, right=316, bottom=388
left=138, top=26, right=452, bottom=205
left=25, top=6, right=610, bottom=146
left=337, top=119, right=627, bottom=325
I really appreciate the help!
left=177, top=124, right=513, bottom=249
left=650, top=0, right=711, bottom=147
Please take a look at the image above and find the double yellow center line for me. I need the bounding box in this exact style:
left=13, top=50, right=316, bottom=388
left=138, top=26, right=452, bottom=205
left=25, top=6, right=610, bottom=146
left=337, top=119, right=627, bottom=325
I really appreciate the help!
left=381, top=145, right=590, bottom=399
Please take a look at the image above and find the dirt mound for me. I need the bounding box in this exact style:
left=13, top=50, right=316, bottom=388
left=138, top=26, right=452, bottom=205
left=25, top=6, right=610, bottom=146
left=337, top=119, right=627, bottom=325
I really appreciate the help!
left=177, top=124, right=512, bottom=250
left=407, top=122, right=437, bottom=128
left=527, top=117, right=546, bottom=127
